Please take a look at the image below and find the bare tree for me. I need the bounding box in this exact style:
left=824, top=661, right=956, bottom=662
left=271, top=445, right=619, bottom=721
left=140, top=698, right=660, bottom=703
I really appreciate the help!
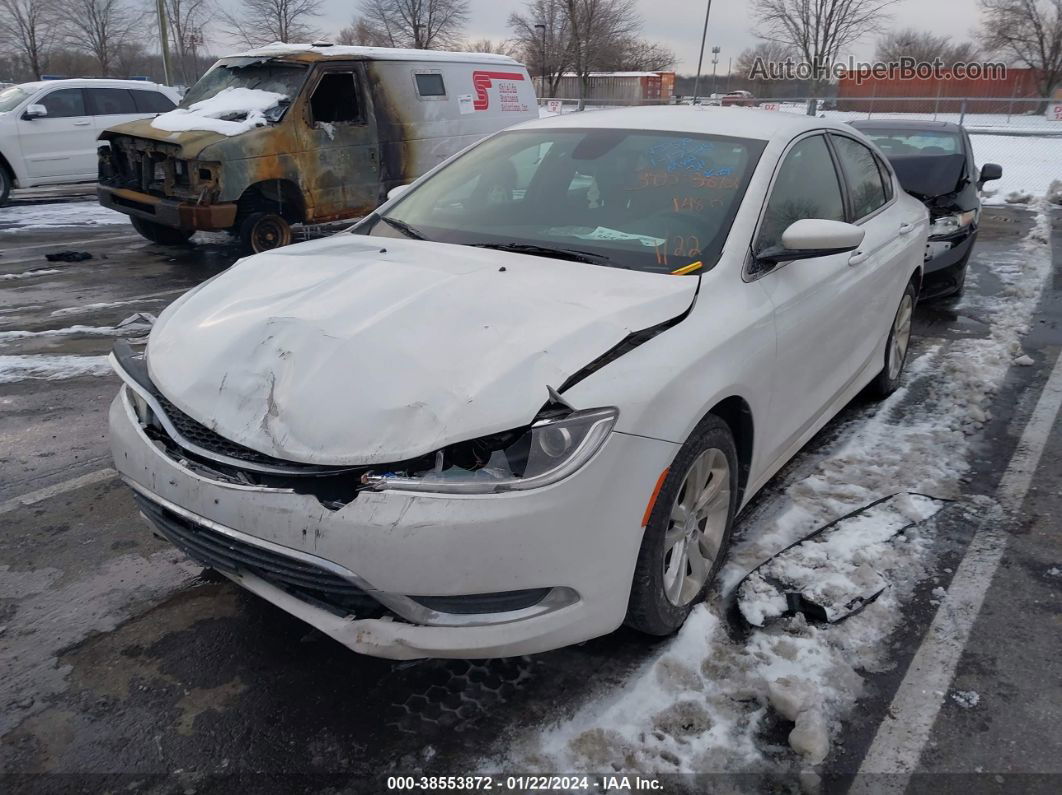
left=66, top=0, right=136, bottom=76
left=459, top=38, right=520, bottom=57
left=336, top=17, right=391, bottom=46
left=0, top=0, right=58, bottom=79
left=980, top=0, right=1062, bottom=98
left=223, top=0, right=324, bottom=47
left=876, top=28, right=980, bottom=66
left=357, top=0, right=469, bottom=50
left=599, top=38, right=675, bottom=72
left=564, top=0, right=640, bottom=103
left=508, top=0, right=572, bottom=95
left=751, top=0, right=898, bottom=92
left=163, top=0, right=214, bottom=84
left=735, top=40, right=797, bottom=95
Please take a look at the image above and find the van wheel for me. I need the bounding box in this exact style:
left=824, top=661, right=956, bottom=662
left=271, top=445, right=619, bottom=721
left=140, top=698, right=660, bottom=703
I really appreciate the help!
left=0, top=166, right=11, bottom=206
left=130, top=217, right=194, bottom=245
left=240, top=212, right=292, bottom=253
left=625, top=415, right=738, bottom=636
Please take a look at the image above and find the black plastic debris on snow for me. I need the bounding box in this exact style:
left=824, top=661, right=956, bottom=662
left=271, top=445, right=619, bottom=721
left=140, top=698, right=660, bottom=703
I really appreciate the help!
left=44, top=251, right=93, bottom=262
left=726, top=492, right=953, bottom=638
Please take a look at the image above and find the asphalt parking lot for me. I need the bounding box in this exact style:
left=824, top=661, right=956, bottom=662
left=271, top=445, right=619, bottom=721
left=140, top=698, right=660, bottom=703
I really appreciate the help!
left=1, top=195, right=1060, bottom=791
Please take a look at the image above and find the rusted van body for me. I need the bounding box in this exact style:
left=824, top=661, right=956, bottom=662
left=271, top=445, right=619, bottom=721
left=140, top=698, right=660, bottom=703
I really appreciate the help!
left=96, top=44, right=537, bottom=250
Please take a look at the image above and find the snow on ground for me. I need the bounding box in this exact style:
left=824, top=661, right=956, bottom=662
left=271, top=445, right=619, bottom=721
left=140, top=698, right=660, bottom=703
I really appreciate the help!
left=0, top=268, right=61, bottom=281
left=151, top=87, right=286, bottom=136
left=50, top=298, right=165, bottom=318
left=969, top=134, right=1062, bottom=205
left=488, top=205, right=1053, bottom=774
left=0, top=201, right=129, bottom=231
left=0, top=355, right=111, bottom=383
left=0, top=323, right=147, bottom=343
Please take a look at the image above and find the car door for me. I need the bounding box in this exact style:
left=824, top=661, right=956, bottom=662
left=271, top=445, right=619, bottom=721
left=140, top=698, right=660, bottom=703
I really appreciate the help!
left=295, top=66, right=379, bottom=219
left=15, top=87, right=96, bottom=180
left=828, top=132, right=914, bottom=371
left=86, top=88, right=142, bottom=136
left=752, top=132, right=884, bottom=467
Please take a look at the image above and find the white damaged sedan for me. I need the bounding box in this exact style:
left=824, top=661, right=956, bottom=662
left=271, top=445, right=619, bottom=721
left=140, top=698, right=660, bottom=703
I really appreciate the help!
left=109, top=107, right=928, bottom=659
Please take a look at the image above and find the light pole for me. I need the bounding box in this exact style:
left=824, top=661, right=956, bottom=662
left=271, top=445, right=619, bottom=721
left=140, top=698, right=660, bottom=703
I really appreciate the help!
left=534, top=23, right=547, bottom=96
left=691, top=0, right=714, bottom=105
left=711, top=46, right=721, bottom=96
left=155, top=0, right=172, bottom=85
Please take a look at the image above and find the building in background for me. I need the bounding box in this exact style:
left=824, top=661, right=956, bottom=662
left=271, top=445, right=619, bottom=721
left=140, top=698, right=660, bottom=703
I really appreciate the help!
left=541, top=72, right=675, bottom=102
left=837, top=67, right=1044, bottom=113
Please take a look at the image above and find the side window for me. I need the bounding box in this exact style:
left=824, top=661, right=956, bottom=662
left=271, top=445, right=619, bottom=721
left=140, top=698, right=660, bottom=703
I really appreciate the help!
left=756, top=135, right=845, bottom=253
left=87, top=88, right=137, bottom=115
left=832, top=135, right=888, bottom=219
left=310, top=73, right=360, bottom=123
left=132, top=90, right=176, bottom=113
left=414, top=72, right=446, bottom=98
left=875, top=154, right=894, bottom=202
left=38, top=89, right=87, bottom=118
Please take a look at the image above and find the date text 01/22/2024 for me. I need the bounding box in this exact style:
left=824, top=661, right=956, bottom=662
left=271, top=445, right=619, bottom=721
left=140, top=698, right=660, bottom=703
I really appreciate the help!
left=386, top=775, right=665, bottom=791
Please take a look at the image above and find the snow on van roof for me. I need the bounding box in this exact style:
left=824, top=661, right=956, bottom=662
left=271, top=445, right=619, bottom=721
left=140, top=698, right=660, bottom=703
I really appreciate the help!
left=228, top=42, right=522, bottom=66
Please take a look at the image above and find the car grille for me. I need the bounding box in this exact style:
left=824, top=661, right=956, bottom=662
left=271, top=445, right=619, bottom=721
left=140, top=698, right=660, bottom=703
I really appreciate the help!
left=134, top=493, right=384, bottom=617
left=151, top=390, right=299, bottom=470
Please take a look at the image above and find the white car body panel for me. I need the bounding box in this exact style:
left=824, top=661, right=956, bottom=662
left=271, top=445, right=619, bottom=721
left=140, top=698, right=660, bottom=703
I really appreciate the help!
left=109, top=106, right=930, bottom=658
left=148, top=235, right=697, bottom=464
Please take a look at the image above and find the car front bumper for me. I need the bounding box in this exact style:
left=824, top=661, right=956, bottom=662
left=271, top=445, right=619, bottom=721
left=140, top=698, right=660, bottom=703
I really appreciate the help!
left=109, top=388, right=678, bottom=659
left=922, top=227, right=977, bottom=299
left=97, top=186, right=237, bottom=231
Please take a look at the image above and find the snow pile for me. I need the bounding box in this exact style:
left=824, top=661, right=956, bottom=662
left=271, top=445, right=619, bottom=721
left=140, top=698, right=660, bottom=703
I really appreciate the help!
left=951, top=690, right=980, bottom=709
left=151, top=87, right=286, bottom=136
left=0, top=201, right=128, bottom=231
left=489, top=203, right=1053, bottom=774
left=970, top=134, right=1062, bottom=206
left=0, top=354, right=111, bottom=383
left=50, top=298, right=165, bottom=318
left=0, top=268, right=61, bottom=281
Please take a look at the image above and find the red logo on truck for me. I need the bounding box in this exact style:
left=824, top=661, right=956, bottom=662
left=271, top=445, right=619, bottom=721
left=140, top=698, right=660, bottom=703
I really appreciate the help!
left=472, top=71, right=526, bottom=111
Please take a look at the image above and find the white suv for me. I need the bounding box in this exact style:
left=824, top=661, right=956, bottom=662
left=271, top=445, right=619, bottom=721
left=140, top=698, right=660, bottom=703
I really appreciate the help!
left=0, top=79, right=180, bottom=204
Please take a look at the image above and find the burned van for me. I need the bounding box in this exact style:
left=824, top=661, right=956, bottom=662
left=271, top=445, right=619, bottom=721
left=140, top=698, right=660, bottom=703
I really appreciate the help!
left=97, top=43, right=537, bottom=251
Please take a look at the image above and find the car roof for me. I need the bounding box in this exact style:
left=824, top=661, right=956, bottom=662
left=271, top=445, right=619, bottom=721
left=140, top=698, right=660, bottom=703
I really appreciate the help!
left=227, top=42, right=521, bottom=67
left=16, top=78, right=168, bottom=92
left=513, top=105, right=853, bottom=142
left=849, top=118, right=963, bottom=132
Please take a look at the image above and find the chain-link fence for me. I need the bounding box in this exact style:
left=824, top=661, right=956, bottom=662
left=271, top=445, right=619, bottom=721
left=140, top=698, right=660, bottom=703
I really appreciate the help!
left=536, top=95, right=1062, bottom=206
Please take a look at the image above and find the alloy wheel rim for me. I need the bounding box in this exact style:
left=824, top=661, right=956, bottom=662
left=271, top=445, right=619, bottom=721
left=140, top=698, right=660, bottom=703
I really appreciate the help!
left=662, top=448, right=731, bottom=606
left=888, top=294, right=914, bottom=381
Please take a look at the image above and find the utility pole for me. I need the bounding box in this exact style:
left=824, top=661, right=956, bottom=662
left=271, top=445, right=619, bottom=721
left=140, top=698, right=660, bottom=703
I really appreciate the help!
left=535, top=23, right=546, bottom=96
left=156, top=0, right=172, bottom=85
left=691, top=0, right=713, bottom=105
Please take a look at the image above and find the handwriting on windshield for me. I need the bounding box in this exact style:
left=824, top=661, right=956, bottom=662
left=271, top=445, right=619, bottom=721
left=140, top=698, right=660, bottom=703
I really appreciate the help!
left=655, top=235, right=702, bottom=266
left=632, top=170, right=740, bottom=191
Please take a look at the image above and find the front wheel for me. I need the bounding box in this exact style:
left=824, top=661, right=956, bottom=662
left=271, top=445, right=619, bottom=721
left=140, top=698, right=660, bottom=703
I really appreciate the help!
left=869, top=279, right=917, bottom=398
left=130, top=216, right=194, bottom=245
left=239, top=212, right=292, bottom=253
left=0, top=166, right=12, bottom=206
left=626, top=415, right=738, bottom=636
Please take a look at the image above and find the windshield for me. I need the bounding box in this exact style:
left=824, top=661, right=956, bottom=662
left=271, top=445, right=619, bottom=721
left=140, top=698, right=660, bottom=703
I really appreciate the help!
left=860, top=128, right=962, bottom=156
left=0, top=86, right=31, bottom=113
left=362, top=128, right=765, bottom=274
left=181, top=59, right=308, bottom=120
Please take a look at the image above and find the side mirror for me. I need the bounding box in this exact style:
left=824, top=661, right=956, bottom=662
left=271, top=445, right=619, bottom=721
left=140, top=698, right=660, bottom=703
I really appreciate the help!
left=22, top=103, right=47, bottom=120
left=978, top=163, right=1002, bottom=189
left=757, top=219, right=865, bottom=264
left=387, top=184, right=410, bottom=201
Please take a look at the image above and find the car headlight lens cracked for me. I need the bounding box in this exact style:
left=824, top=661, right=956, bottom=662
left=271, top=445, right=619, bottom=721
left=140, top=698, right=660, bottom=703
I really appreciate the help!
left=363, top=407, right=618, bottom=494
left=929, top=209, right=977, bottom=238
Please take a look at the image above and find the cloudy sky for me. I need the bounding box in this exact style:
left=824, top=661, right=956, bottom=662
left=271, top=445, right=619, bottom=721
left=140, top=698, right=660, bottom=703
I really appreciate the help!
left=214, top=0, right=988, bottom=74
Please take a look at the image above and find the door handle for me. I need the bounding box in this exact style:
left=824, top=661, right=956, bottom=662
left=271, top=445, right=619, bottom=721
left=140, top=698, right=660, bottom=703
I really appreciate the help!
left=898, top=222, right=914, bottom=235
left=73, top=121, right=92, bottom=126
left=848, top=250, right=869, bottom=266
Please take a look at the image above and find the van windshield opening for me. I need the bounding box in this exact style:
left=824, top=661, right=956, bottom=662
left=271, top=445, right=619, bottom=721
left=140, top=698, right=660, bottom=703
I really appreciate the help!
left=362, top=128, right=765, bottom=274
left=181, top=59, right=308, bottom=121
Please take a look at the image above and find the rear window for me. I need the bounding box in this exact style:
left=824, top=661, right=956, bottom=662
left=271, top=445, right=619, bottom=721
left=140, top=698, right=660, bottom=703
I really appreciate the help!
left=87, top=88, right=137, bottom=115
left=132, top=90, right=176, bottom=113
left=859, top=128, right=962, bottom=156
left=415, top=73, right=446, bottom=97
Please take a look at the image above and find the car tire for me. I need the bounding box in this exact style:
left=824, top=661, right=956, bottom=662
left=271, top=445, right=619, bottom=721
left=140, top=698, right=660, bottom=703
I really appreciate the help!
left=130, top=217, right=194, bottom=245
left=0, top=165, right=11, bottom=206
left=625, top=414, right=739, bottom=636
left=870, top=279, right=917, bottom=398
left=240, top=212, right=292, bottom=253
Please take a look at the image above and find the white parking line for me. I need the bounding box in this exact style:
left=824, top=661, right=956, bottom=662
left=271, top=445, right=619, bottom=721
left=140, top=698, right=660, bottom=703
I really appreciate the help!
left=856, top=347, right=1062, bottom=782
left=0, top=468, right=116, bottom=516
left=0, top=234, right=139, bottom=254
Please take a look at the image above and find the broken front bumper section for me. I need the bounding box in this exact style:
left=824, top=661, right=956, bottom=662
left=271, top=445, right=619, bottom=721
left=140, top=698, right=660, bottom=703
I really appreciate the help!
left=98, top=185, right=237, bottom=231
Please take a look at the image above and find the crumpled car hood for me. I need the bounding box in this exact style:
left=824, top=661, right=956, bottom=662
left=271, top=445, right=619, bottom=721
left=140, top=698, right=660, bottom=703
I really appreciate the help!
left=888, top=153, right=967, bottom=199
left=148, top=235, right=697, bottom=465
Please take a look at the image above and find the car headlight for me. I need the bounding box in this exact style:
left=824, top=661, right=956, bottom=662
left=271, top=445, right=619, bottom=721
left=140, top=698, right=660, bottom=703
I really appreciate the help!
left=362, top=407, right=618, bottom=494
left=929, top=209, right=977, bottom=238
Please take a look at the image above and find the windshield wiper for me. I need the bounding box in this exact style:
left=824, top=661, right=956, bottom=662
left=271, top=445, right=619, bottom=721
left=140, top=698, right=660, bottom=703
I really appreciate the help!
left=467, top=242, right=614, bottom=266
left=377, top=215, right=427, bottom=241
